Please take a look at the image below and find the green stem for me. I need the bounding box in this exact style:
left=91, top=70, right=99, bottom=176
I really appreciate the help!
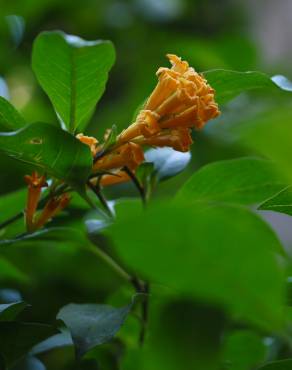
left=88, top=243, right=146, bottom=295
left=88, top=242, right=149, bottom=345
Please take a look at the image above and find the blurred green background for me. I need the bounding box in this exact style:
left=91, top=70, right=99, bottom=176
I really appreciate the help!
left=1, top=1, right=292, bottom=369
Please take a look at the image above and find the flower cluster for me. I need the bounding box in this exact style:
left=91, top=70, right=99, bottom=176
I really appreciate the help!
left=117, top=54, right=220, bottom=147
left=24, top=54, right=219, bottom=230
left=79, top=54, right=220, bottom=186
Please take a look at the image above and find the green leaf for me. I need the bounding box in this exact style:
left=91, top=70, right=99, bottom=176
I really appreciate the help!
left=238, top=109, right=292, bottom=183
left=31, top=330, right=72, bottom=355
left=0, top=97, right=26, bottom=131
left=0, top=227, right=85, bottom=246
left=108, top=202, right=285, bottom=331
left=0, top=289, right=22, bottom=303
left=259, top=186, right=292, bottom=216
left=222, top=330, right=267, bottom=370
left=144, top=147, right=191, bottom=180
left=0, top=257, right=29, bottom=283
left=204, top=70, right=292, bottom=105
left=11, top=356, right=46, bottom=370
left=177, top=157, right=285, bottom=205
left=257, top=359, right=292, bottom=370
left=0, top=188, right=26, bottom=225
left=0, top=301, right=28, bottom=321
left=0, top=76, right=10, bottom=100
left=102, top=124, right=118, bottom=152
left=0, top=122, right=92, bottom=191
left=144, top=299, right=225, bottom=370
left=0, top=322, right=57, bottom=368
left=57, top=302, right=132, bottom=357
left=32, top=31, right=115, bottom=132
left=136, top=162, right=156, bottom=199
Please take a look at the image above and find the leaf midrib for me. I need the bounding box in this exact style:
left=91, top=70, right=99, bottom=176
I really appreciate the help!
left=183, top=181, right=286, bottom=203
left=69, top=47, right=77, bottom=133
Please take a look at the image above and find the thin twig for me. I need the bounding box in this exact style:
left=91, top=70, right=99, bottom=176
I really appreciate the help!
left=0, top=212, right=23, bottom=230
left=128, top=276, right=150, bottom=345
left=89, top=244, right=133, bottom=283
left=123, top=166, right=146, bottom=205
left=87, top=181, right=114, bottom=218
left=89, top=240, right=149, bottom=345
left=138, top=281, right=150, bottom=346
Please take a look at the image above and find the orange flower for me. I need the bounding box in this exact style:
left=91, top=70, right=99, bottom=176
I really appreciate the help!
left=34, top=193, right=71, bottom=230
left=136, top=127, right=193, bottom=152
left=118, top=110, right=160, bottom=144
left=117, top=54, right=220, bottom=145
left=24, top=171, right=47, bottom=232
left=76, top=133, right=99, bottom=156
left=99, top=171, right=131, bottom=187
left=93, top=142, right=144, bottom=172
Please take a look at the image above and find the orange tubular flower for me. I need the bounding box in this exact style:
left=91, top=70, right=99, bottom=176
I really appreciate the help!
left=117, top=54, right=220, bottom=147
left=136, top=127, right=193, bottom=152
left=24, top=172, right=47, bottom=232
left=34, top=193, right=71, bottom=230
left=99, top=171, right=131, bottom=187
left=76, top=133, right=99, bottom=156
left=93, top=142, right=144, bottom=172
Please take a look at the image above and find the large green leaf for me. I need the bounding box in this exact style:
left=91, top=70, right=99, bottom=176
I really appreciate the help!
left=238, top=109, right=292, bottom=182
left=32, top=31, right=115, bottom=132
left=0, top=227, right=85, bottom=246
left=257, top=360, right=292, bottom=370
left=121, top=298, right=225, bottom=370
left=0, top=122, right=92, bottom=191
left=176, top=157, right=285, bottom=205
left=0, top=257, right=29, bottom=283
left=221, top=330, right=267, bottom=370
left=31, top=330, right=72, bottom=355
left=143, top=299, right=225, bottom=370
left=0, top=97, right=26, bottom=131
left=0, top=188, right=26, bottom=225
left=204, top=70, right=292, bottom=105
left=12, top=356, right=46, bottom=370
left=259, top=186, right=292, bottom=216
left=57, top=302, right=132, bottom=357
left=107, top=202, right=285, bottom=331
left=0, top=322, right=57, bottom=368
left=0, top=301, right=28, bottom=321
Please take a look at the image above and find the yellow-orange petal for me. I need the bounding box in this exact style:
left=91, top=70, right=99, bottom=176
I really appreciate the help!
left=34, top=193, right=71, bottom=230
left=93, top=142, right=144, bottom=172
left=76, top=133, right=99, bottom=156
left=167, top=54, right=189, bottom=74
left=138, top=128, right=193, bottom=152
left=155, top=87, right=197, bottom=116
left=136, top=110, right=161, bottom=137
left=117, top=111, right=160, bottom=144
left=24, top=171, right=47, bottom=188
left=145, top=73, right=179, bottom=111
left=24, top=172, right=47, bottom=232
left=99, top=171, right=131, bottom=187
left=160, top=105, right=201, bottom=129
